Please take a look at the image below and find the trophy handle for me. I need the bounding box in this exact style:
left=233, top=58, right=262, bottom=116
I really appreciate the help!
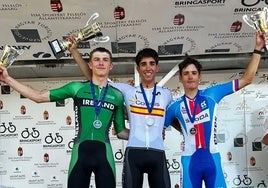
left=242, top=15, right=256, bottom=29
left=92, top=36, right=110, bottom=43
left=85, top=12, right=99, bottom=27
left=85, top=12, right=110, bottom=43
left=264, top=7, right=268, bottom=21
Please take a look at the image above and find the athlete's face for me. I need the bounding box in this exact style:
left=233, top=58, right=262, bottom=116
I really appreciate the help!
left=136, top=57, right=159, bottom=86
left=89, top=52, right=113, bottom=77
left=179, top=64, right=201, bottom=90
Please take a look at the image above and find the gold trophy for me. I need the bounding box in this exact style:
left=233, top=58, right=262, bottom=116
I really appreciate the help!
left=0, top=45, right=24, bottom=68
left=243, top=7, right=268, bottom=51
left=48, top=12, right=110, bottom=59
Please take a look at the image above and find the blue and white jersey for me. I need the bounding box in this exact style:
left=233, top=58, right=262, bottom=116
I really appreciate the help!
left=164, top=79, right=239, bottom=156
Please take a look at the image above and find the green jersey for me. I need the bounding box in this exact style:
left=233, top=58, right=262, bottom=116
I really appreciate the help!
left=49, top=80, right=125, bottom=182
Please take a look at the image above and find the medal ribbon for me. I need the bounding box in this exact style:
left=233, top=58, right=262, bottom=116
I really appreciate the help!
left=183, top=93, right=199, bottom=123
left=140, top=83, right=156, bottom=114
left=90, top=81, right=109, bottom=116
left=183, top=92, right=206, bottom=149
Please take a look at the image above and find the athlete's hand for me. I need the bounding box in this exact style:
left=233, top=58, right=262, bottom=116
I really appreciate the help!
left=255, top=30, right=268, bottom=50
left=0, top=66, right=9, bottom=83
left=67, top=34, right=78, bottom=53
left=111, top=127, right=117, bottom=135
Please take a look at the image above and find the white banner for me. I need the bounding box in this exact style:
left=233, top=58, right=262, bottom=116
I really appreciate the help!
left=0, top=0, right=267, bottom=61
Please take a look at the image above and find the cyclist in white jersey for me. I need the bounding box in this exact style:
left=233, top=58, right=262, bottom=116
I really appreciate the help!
left=68, top=40, right=172, bottom=188
left=111, top=82, right=171, bottom=150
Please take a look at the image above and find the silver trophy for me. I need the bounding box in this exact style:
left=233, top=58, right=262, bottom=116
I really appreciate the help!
left=48, top=12, right=110, bottom=59
left=0, top=45, right=24, bottom=68
left=243, top=7, right=268, bottom=51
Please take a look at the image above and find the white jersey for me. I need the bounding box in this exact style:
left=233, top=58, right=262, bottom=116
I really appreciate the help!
left=110, top=82, right=172, bottom=150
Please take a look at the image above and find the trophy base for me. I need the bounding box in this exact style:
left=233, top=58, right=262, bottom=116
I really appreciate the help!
left=48, top=39, right=65, bottom=60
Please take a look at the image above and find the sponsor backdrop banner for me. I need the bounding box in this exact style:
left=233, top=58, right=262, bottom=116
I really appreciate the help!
left=1, top=71, right=268, bottom=188
left=1, top=0, right=268, bottom=188
left=0, top=0, right=267, bottom=60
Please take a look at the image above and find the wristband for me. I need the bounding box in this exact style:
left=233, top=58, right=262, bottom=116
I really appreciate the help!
left=253, top=49, right=263, bottom=55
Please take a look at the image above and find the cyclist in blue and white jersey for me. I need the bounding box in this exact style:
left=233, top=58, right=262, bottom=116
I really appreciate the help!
left=164, top=31, right=267, bottom=188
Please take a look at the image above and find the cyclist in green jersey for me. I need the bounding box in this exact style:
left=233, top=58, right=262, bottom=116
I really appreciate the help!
left=0, top=47, right=129, bottom=188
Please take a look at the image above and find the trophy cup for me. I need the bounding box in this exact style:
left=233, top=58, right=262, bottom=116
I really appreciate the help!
left=48, top=12, right=110, bottom=59
left=243, top=7, right=268, bottom=51
left=0, top=45, right=24, bottom=68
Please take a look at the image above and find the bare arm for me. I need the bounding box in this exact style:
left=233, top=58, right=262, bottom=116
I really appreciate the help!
left=0, top=66, right=49, bottom=103
left=117, top=128, right=129, bottom=140
left=239, top=31, right=267, bottom=89
left=68, top=35, right=92, bottom=80
left=162, top=118, right=182, bottom=140
left=171, top=118, right=182, bottom=133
